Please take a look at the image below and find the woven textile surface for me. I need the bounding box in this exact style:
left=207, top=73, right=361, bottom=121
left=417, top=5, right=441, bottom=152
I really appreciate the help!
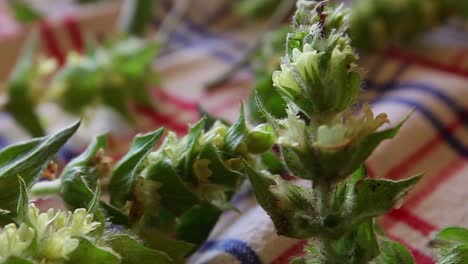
left=0, top=1, right=468, bottom=263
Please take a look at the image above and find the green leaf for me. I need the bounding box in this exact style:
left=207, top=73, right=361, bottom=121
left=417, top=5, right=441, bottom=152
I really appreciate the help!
left=431, top=226, right=468, bottom=263
left=334, top=221, right=380, bottom=263
left=105, top=234, right=172, bottom=264
left=348, top=174, right=422, bottom=227
left=225, top=105, right=248, bottom=153
left=10, top=1, right=42, bottom=23
left=373, top=237, right=415, bottom=264
left=5, top=31, right=44, bottom=137
left=197, top=106, right=230, bottom=131
left=60, top=134, right=107, bottom=209
left=436, top=245, right=468, bottom=264
left=176, top=203, right=222, bottom=247
left=341, top=120, right=406, bottom=179
left=86, top=181, right=106, bottom=236
left=435, top=227, right=468, bottom=245
left=245, top=164, right=320, bottom=238
left=2, top=256, right=34, bottom=264
left=145, top=159, right=200, bottom=216
left=0, top=121, right=80, bottom=211
left=248, top=75, right=286, bottom=123
left=17, top=176, right=30, bottom=224
left=67, top=237, right=120, bottom=264
left=110, top=128, right=164, bottom=208
left=197, top=143, right=243, bottom=188
left=181, top=117, right=206, bottom=180
left=260, top=151, right=286, bottom=175
left=137, top=229, right=194, bottom=261
left=118, top=0, right=155, bottom=36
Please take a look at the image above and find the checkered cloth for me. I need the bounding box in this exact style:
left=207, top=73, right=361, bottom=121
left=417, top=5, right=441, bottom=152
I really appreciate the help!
left=1, top=1, right=468, bottom=263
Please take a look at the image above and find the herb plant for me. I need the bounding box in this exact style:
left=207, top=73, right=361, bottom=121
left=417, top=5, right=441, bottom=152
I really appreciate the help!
left=3, top=0, right=158, bottom=137
left=245, top=1, right=426, bottom=263
left=0, top=106, right=275, bottom=263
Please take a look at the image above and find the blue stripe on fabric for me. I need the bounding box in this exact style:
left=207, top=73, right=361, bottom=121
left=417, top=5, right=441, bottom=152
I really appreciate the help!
left=374, top=96, right=468, bottom=156
left=375, top=81, right=468, bottom=125
left=198, top=239, right=262, bottom=264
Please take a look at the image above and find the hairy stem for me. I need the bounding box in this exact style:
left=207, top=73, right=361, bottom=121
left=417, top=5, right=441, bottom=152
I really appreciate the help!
left=30, top=179, right=61, bottom=197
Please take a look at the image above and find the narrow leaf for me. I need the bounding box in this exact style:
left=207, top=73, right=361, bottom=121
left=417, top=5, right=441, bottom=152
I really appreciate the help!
left=60, top=134, right=107, bottom=209
left=0, top=121, right=80, bottom=211
left=110, top=128, right=164, bottom=208
left=181, top=117, right=206, bottom=180
left=225, top=104, right=248, bottom=153
left=17, top=176, right=29, bottom=223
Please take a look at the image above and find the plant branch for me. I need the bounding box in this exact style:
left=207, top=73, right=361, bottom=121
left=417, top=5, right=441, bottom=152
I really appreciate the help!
left=30, top=179, right=61, bottom=198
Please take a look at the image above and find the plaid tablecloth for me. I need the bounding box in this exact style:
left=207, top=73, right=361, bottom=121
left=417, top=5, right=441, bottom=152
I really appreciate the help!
left=0, top=1, right=468, bottom=263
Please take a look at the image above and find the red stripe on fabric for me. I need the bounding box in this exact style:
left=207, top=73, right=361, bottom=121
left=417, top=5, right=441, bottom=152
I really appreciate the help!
left=63, top=16, right=84, bottom=53
left=385, top=48, right=468, bottom=78
left=452, top=50, right=468, bottom=67
left=383, top=157, right=466, bottom=232
left=405, top=157, right=467, bottom=209
left=387, top=234, right=435, bottom=264
left=152, top=89, right=198, bottom=111
left=383, top=118, right=462, bottom=180
left=386, top=209, right=438, bottom=236
left=135, top=105, right=188, bottom=134
left=271, top=240, right=307, bottom=264
left=39, top=20, right=65, bottom=65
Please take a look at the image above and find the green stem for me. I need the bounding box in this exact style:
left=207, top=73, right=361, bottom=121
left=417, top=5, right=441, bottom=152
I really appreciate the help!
left=316, top=180, right=331, bottom=216
left=30, top=179, right=61, bottom=198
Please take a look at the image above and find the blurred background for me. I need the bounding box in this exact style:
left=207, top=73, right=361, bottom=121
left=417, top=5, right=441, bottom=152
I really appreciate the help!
left=0, top=1, right=467, bottom=263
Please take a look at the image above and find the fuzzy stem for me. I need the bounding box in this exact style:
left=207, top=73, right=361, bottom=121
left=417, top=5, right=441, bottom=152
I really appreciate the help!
left=30, top=179, right=61, bottom=198
left=315, top=180, right=331, bottom=216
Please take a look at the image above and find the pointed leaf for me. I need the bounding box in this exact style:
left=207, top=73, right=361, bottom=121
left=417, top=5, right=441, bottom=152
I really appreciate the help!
left=348, top=174, right=422, bottom=226
left=145, top=159, right=200, bottom=216
left=197, top=143, right=243, bottom=188
left=60, top=134, right=107, bottom=209
left=17, top=177, right=30, bottom=224
left=374, top=238, right=415, bottom=264
left=197, top=105, right=230, bottom=131
left=110, top=128, right=164, bottom=208
left=0, top=121, right=80, bottom=211
left=105, top=234, right=172, bottom=264
left=67, top=237, right=120, bottom=264
left=181, top=117, right=206, bottom=180
left=225, top=105, right=248, bottom=153
left=176, top=203, right=222, bottom=247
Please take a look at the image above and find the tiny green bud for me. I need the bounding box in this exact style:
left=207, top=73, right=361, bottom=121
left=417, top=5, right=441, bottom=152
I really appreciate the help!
left=246, top=124, right=276, bottom=154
